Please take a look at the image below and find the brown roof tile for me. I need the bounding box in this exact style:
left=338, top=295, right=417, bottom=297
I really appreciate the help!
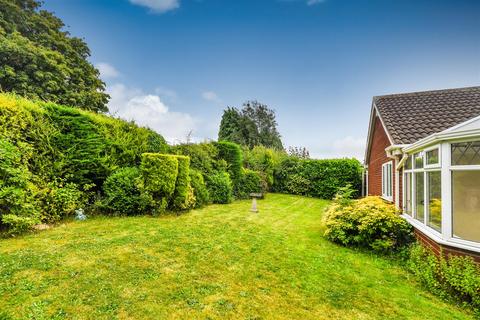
left=374, top=86, right=480, bottom=144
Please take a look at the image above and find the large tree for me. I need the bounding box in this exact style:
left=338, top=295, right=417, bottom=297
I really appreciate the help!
left=218, top=101, right=284, bottom=150
left=0, top=0, right=109, bottom=112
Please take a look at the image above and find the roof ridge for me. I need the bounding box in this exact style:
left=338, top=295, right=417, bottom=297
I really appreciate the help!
left=373, top=86, right=480, bottom=101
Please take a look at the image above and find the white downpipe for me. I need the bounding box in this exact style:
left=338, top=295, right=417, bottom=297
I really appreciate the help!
left=395, top=158, right=400, bottom=209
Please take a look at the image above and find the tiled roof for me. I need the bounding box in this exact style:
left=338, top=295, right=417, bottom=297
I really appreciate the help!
left=374, top=86, right=480, bottom=144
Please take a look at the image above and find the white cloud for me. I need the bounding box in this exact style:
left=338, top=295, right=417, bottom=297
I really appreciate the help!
left=96, top=62, right=120, bottom=79
left=306, top=0, right=325, bottom=5
left=129, top=0, right=180, bottom=13
left=332, top=136, right=366, bottom=160
left=201, top=91, right=221, bottom=103
left=107, top=83, right=196, bottom=143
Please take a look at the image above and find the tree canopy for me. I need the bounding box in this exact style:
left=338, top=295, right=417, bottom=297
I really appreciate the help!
left=218, top=101, right=284, bottom=150
left=0, top=0, right=109, bottom=112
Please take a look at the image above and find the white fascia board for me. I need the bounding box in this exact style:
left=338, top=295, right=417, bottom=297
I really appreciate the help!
left=403, top=129, right=480, bottom=153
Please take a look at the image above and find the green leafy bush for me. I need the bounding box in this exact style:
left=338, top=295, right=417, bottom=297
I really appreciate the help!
left=0, top=139, right=39, bottom=234
left=39, top=182, right=85, bottom=222
left=207, top=172, right=233, bottom=204
left=407, top=244, right=480, bottom=314
left=189, top=169, right=210, bottom=207
left=216, top=141, right=243, bottom=183
left=140, top=153, right=178, bottom=213
left=102, top=167, right=151, bottom=215
left=171, top=156, right=193, bottom=211
left=323, top=195, right=414, bottom=253
left=243, top=145, right=283, bottom=188
left=235, top=168, right=267, bottom=199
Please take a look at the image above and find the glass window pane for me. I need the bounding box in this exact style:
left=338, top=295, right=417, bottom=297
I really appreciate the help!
left=405, top=155, right=412, bottom=170
left=452, top=171, right=480, bottom=242
left=427, top=171, right=441, bottom=232
left=415, top=172, right=425, bottom=223
left=426, top=149, right=439, bottom=165
left=404, top=172, right=412, bottom=216
left=452, top=141, right=480, bottom=165
left=414, top=152, right=424, bottom=169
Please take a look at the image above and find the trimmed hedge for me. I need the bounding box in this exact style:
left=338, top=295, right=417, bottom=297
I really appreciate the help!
left=190, top=169, right=210, bottom=207
left=216, top=141, right=243, bottom=184
left=171, top=143, right=218, bottom=176
left=207, top=171, right=233, bottom=204
left=140, top=153, right=178, bottom=212
left=102, top=167, right=150, bottom=215
left=235, top=168, right=267, bottom=199
left=171, top=155, right=192, bottom=211
left=273, top=158, right=362, bottom=199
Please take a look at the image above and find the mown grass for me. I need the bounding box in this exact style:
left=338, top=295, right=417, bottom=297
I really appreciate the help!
left=0, top=194, right=474, bottom=319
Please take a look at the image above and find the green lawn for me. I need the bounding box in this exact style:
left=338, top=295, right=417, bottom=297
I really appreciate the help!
left=0, top=194, right=473, bottom=319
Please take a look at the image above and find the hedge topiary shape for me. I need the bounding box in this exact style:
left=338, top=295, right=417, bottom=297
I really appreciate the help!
left=141, top=153, right=178, bottom=211
left=171, top=155, right=192, bottom=210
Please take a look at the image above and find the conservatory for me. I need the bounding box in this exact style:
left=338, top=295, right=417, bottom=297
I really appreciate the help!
left=400, top=116, right=480, bottom=253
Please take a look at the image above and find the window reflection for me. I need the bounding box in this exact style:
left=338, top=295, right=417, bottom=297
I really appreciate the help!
left=452, top=171, right=480, bottom=243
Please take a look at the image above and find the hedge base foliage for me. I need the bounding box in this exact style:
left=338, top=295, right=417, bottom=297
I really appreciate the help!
left=274, top=157, right=362, bottom=199
left=189, top=169, right=210, bottom=208
left=407, top=244, right=480, bottom=315
left=323, top=194, right=414, bottom=253
left=207, top=172, right=233, bottom=204
left=102, top=167, right=151, bottom=215
left=234, top=168, right=268, bottom=199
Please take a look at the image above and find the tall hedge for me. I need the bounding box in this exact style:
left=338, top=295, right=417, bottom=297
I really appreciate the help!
left=216, top=141, right=243, bottom=183
left=0, top=94, right=168, bottom=189
left=171, top=155, right=192, bottom=210
left=273, top=158, right=362, bottom=199
left=140, top=153, right=178, bottom=212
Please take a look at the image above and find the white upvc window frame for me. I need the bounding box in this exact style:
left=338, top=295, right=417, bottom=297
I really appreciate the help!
left=402, top=142, right=480, bottom=253
left=447, top=141, right=480, bottom=249
left=382, top=161, right=393, bottom=201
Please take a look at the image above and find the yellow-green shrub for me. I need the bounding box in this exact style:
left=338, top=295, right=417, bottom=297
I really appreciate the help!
left=39, top=182, right=85, bottom=222
left=140, top=153, right=178, bottom=213
left=324, top=196, right=414, bottom=253
left=189, top=169, right=210, bottom=207
left=171, top=155, right=193, bottom=211
left=0, top=139, right=39, bottom=234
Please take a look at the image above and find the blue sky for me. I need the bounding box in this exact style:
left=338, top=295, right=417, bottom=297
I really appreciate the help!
left=44, top=0, right=480, bottom=159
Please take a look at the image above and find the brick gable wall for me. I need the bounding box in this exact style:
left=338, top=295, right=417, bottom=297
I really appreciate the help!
left=367, top=114, right=397, bottom=204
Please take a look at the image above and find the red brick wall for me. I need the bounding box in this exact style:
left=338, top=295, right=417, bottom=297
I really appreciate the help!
left=367, top=114, right=397, bottom=203
left=415, top=228, right=480, bottom=263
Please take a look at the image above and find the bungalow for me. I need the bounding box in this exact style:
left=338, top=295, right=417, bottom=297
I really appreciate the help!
left=364, top=86, right=480, bottom=261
